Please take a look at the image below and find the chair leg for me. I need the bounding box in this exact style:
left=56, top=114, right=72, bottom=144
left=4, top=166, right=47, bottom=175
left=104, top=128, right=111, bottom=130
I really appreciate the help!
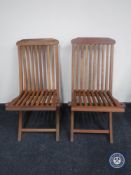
left=56, top=109, right=60, bottom=142
left=70, top=111, right=74, bottom=142
left=109, top=112, right=113, bottom=144
left=18, top=111, right=23, bottom=142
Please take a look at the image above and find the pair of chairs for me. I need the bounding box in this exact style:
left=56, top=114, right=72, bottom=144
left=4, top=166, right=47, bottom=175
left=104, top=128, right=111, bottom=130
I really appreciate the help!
left=6, top=38, right=125, bottom=143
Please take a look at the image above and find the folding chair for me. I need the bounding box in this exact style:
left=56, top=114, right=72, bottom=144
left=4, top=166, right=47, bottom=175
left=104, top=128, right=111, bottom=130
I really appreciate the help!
left=6, top=38, right=60, bottom=141
left=70, top=37, right=125, bottom=143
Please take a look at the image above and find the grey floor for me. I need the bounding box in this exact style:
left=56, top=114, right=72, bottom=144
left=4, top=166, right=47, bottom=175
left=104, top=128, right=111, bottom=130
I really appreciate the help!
left=0, top=104, right=131, bottom=175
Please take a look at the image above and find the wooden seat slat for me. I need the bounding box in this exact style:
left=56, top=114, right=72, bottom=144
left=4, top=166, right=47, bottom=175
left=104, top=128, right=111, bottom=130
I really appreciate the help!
left=72, top=91, right=76, bottom=106
left=46, top=91, right=53, bottom=105
left=94, top=91, right=102, bottom=106
left=86, top=91, right=92, bottom=106
left=11, top=91, right=25, bottom=105
left=51, top=90, right=57, bottom=105
left=90, top=91, right=97, bottom=106
left=31, top=91, right=41, bottom=106
left=36, top=90, right=45, bottom=106
left=75, top=91, right=79, bottom=105
left=15, top=92, right=28, bottom=106
left=40, top=90, right=48, bottom=105
left=103, top=91, right=113, bottom=106
left=98, top=91, right=108, bottom=106
left=20, top=91, right=33, bottom=106
left=79, top=90, right=83, bottom=106
left=26, top=91, right=36, bottom=106
left=107, top=91, right=122, bottom=107
left=83, top=90, right=87, bottom=106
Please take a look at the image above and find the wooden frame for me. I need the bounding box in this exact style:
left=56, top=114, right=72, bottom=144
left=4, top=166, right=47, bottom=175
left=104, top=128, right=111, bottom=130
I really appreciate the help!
left=70, top=37, right=125, bottom=143
left=6, top=38, right=60, bottom=141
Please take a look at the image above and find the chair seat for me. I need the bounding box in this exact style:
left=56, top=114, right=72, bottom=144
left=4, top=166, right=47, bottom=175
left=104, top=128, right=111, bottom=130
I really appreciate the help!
left=71, top=90, right=125, bottom=112
left=6, top=90, right=59, bottom=111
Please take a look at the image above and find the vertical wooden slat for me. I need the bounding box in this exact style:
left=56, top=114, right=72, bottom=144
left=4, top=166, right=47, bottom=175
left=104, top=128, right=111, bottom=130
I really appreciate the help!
left=105, top=45, right=109, bottom=91
left=85, top=45, right=88, bottom=89
left=93, top=45, right=97, bottom=90
left=83, top=46, right=85, bottom=89
left=72, top=44, right=75, bottom=98
left=34, top=46, right=39, bottom=91
left=43, top=46, right=47, bottom=89
left=52, top=46, right=55, bottom=89
left=74, top=45, right=77, bottom=89
left=89, top=45, right=93, bottom=90
left=38, top=46, right=43, bottom=91
left=76, top=45, right=79, bottom=90
left=47, top=46, right=51, bottom=89
left=26, top=46, right=31, bottom=90
left=55, top=45, right=59, bottom=95
left=101, top=45, right=105, bottom=90
left=22, top=47, right=27, bottom=90
left=109, top=45, right=114, bottom=92
left=31, top=46, right=35, bottom=91
left=18, top=46, right=23, bottom=93
left=97, top=45, right=100, bottom=90
left=80, top=46, right=84, bottom=89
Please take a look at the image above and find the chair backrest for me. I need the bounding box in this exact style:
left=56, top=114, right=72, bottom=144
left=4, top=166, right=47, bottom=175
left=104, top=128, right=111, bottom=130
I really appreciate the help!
left=17, top=38, right=59, bottom=93
left=71, top=37, right=115, bottom=96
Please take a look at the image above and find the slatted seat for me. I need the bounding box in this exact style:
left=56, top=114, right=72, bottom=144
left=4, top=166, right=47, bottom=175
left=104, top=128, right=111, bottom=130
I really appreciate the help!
left=6, top=90, right=59, bottom=111
left=70, top=37, right=125, bottom=143
left=6, top=38, right=60, bottom=141
left=72, top=90, right=123, bottom=112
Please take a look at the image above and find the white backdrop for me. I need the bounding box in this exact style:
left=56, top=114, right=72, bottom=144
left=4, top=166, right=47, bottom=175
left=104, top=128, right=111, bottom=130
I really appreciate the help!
left=0, top=0, right=131, bottom=103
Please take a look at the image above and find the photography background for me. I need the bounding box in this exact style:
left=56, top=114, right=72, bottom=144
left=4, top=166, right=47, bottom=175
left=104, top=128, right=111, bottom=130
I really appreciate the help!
left=0, top=0, right=131, bottom=103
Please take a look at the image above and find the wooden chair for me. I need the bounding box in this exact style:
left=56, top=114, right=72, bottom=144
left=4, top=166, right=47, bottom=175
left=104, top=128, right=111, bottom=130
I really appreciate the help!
left=70, top=37, right=125, bottom=143
left=6, top=38, right=60, bottom=141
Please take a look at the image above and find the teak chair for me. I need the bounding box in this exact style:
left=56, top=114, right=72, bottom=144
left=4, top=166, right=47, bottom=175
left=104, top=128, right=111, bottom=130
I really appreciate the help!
left=70, top=37, right=125, bottom=143
left=6, top=38, right=60, bottom=141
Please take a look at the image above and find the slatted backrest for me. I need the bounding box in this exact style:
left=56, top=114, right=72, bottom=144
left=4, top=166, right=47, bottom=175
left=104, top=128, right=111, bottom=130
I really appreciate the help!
left=71, top=37, right=116, bottom=95
left=17, top=38, right=59, bottom=93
